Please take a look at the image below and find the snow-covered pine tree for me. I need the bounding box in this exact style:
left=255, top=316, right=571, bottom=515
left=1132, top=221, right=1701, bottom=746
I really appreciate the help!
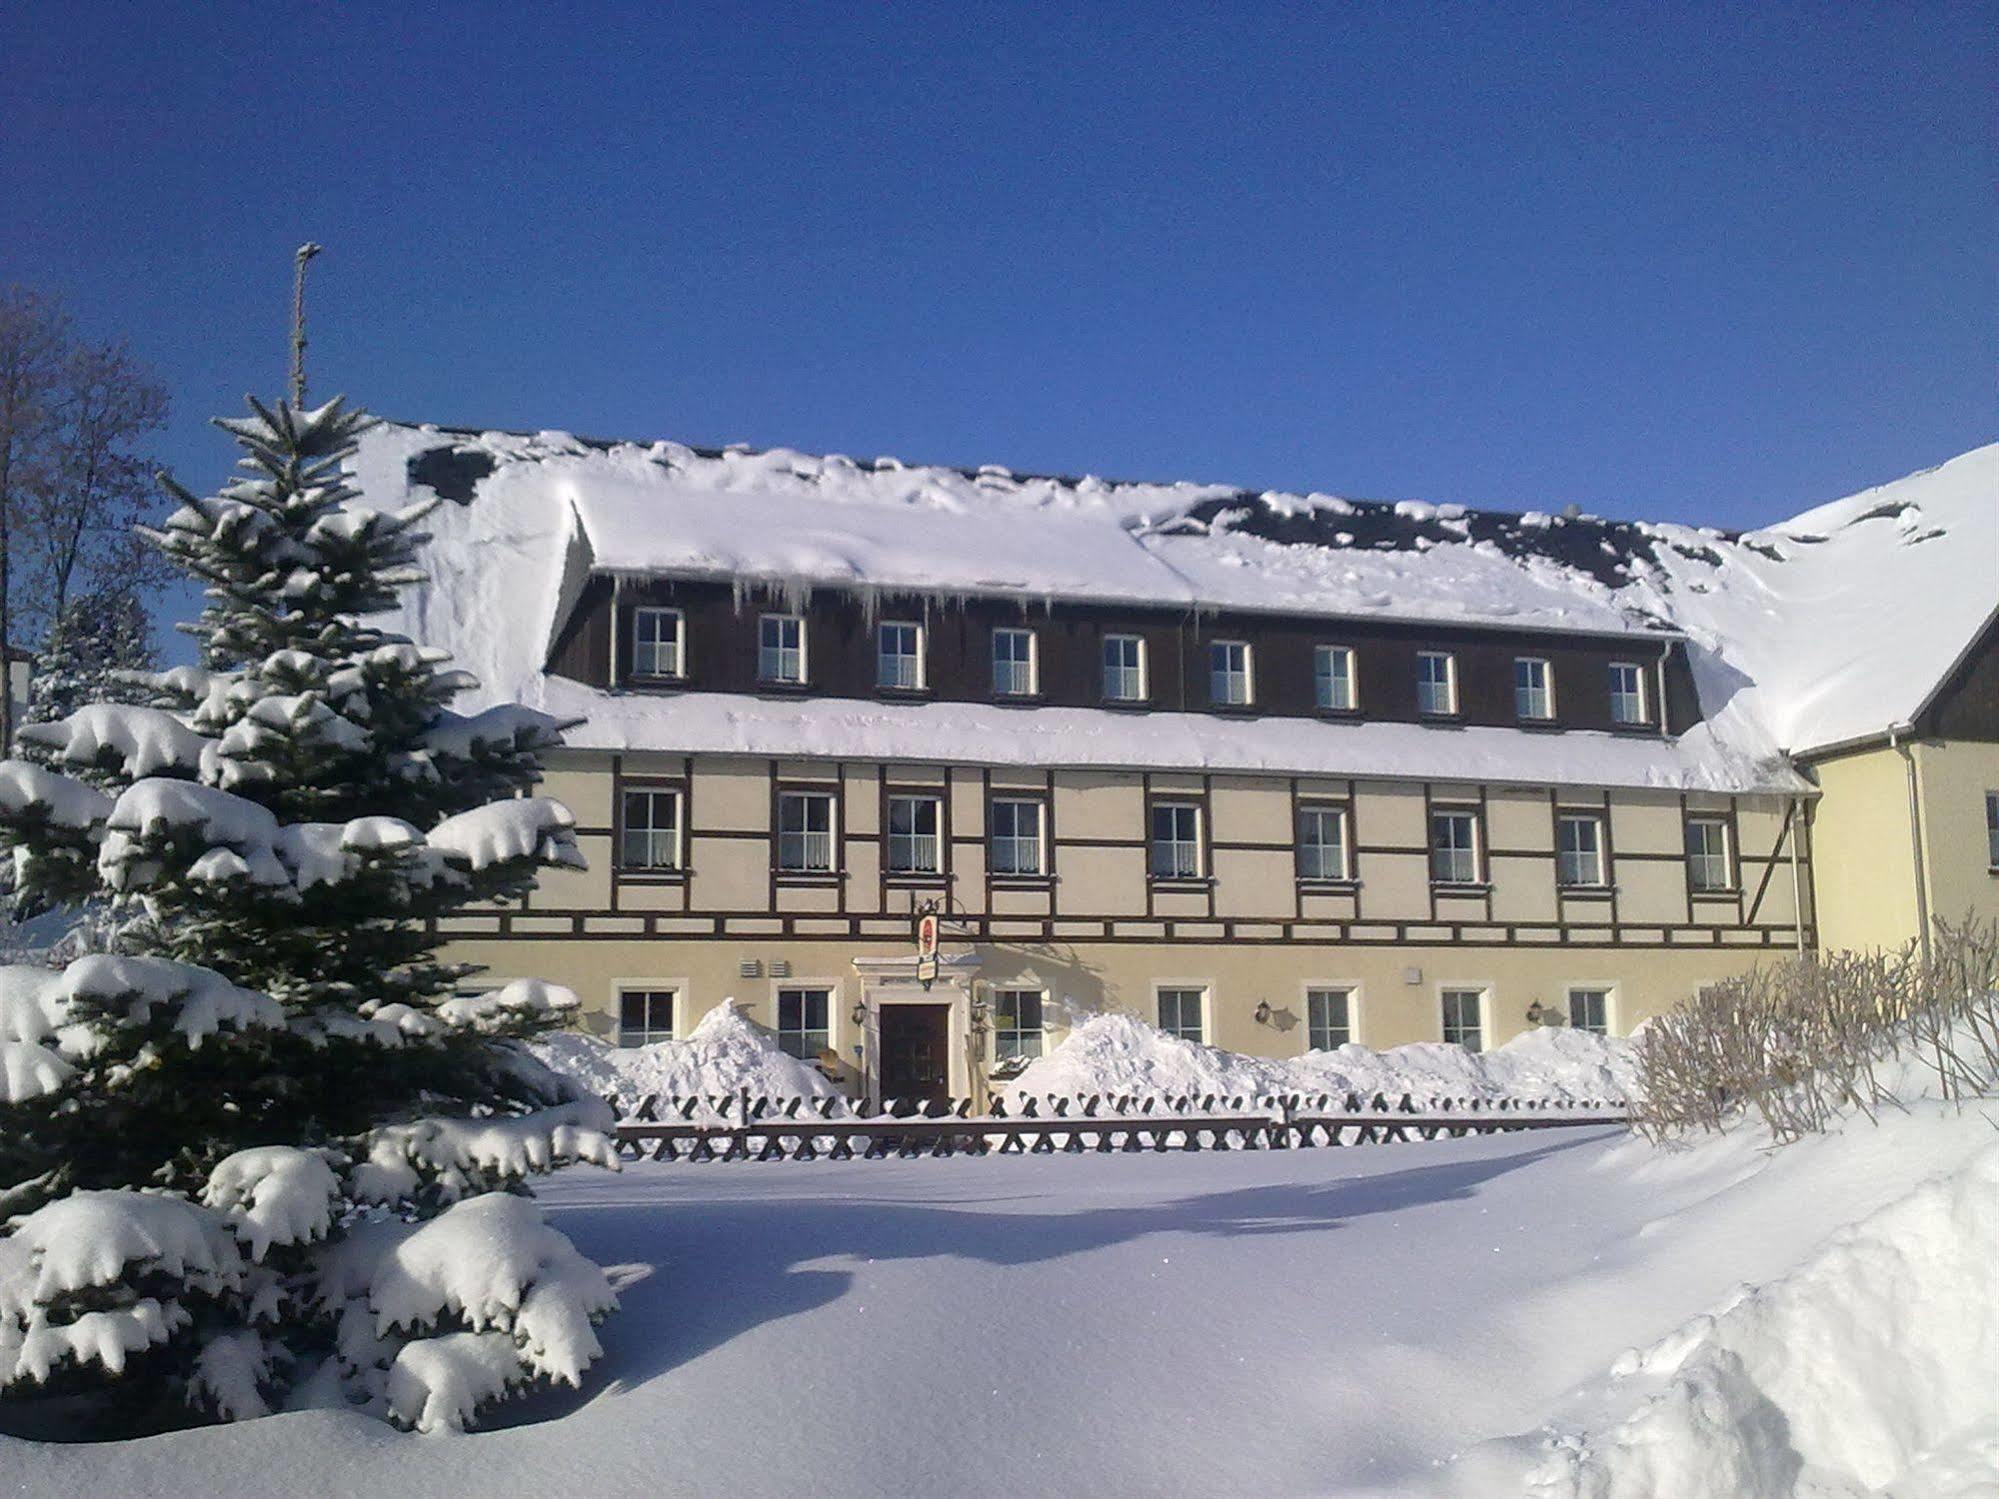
left=24, top=585, right=158, bottom=726
left=0, top=397, right=618, bottom=1436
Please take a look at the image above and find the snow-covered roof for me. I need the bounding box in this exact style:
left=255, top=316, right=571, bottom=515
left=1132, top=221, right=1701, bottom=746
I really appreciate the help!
left=349, top=421, right=1996, bottom=785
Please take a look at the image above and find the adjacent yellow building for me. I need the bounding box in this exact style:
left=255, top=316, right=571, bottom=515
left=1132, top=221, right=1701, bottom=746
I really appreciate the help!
left=352, top=425, right=1996, bottom=1104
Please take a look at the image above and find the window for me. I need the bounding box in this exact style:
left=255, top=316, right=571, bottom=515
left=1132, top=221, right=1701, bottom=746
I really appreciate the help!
left=1315, top=645, right=1357, bottom=711
left=1609, top=662, right=1648, bottom=725
left=992, top=627, right=1037, bottom=697
left=1150, top=802, right=1202, bottom=879
left=631, top=607, right=683, bottom=677
left=1987, top=791, right=1999, bottom=870
left=989, top=798, right=1044, bottom=876
left=1306, top=987, right=1353, bottom=1050
left=1514, top=657, right=1554, bottom=720
left=1103, top=634, right=1147, bottom=702
left=620, top=788, right=682, bottom=870
left=1417, top=651, right=1458, bottom=715
left=1568, top=987, right=1611, bottom=1035
left=1296, top=805, right=1349, bottom=881
left=617, top=988, right=676, bottom=1048
left=1209, top=640, right=1252, bottom=706
left=758, top=614, right=805, bottom=684
left=1430, top=809, right=1480, bottom=885
left=1441, top=988, right=1485, bottom=1051
left=877, top=621, right=924, bottom=691
left=1685, top=816, right=1731, bottom=892
left=991, top=987, right=1045, bottom=1060
left=1557, top=813, right=1606, bottom=887
left=777, top=791, right=835, bottom=872
left=1156, top=987, right=1206, bottom=1043
left=776, top=986, right=831, bottom=1060
left=886, top=794, right=942, bottom=875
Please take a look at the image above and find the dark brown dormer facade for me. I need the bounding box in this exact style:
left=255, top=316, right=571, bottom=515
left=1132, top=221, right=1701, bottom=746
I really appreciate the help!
left=546, top=576, right=1702, bottom=737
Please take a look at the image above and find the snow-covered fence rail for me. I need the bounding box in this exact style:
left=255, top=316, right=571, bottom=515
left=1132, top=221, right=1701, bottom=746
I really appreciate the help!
left=608, top=1090, right=1628, bottom=1163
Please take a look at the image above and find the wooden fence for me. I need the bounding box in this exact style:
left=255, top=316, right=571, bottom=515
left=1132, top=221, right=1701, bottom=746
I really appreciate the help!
left=609, top=1090, right=1629, bottom=1163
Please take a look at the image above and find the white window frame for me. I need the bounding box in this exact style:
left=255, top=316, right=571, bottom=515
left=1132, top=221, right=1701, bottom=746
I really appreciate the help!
left=1155, top=984, right=1208, bottom=1044
left=1305, top=985, right=1355, bottom=1051
left=1685, top=815, right=1732, bottom=893
left=1440, top=986, right=1486, bottom=1052
left=1514, top=657, right=1554, bottom=720
left=1103, top=633, right=1148, bottom=703
left=1556, top=812, right=1606, bottom=888
left=775, top=984, right=834, bottom=1060
left=877, top=620, right=926, bottom=691
left=1430, top=807, right=1481, bottom=886
left=1314, top=644, right=1357, bottom=711
left=1608, top=661, right=1648, bottom=725
left=990, top=985, right=1046, bottom=1061
left=1417, top=651, right=1458, bottom=716
left=776, top=790, right=836, bottom=873
left=991, top=627, right=1038, bottom=697
left=1296, top=803, right=1350, bottom=882
left=989, top=797, right=1045, bottom=877
left=619, top=787, right=683, bottom=870
left=885, top=793, right=942, bottom=875
left=1208, top=639, right=1253, bottom=707
left=631, top=607, right=684, bottom=678
left=1149, top=800, right=1203, bottom=880
left=616, top=985, right=679, bottom=1048
left=1566, top=984, right=1614, bottom=1035
left=758, top=613, right=806, bottom=684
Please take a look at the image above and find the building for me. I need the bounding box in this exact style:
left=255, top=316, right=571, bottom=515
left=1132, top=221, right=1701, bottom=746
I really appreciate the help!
left=350, top=427, right=1996, bottom=1104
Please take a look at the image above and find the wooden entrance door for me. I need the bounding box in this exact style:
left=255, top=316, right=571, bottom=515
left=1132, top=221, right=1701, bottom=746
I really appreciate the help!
left=878, top=1003, right=951, bottom=1105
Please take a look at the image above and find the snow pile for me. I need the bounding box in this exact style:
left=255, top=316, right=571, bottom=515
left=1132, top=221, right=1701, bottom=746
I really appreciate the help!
left=531, top=1000, right=841, bottom=1111
left=1520, top=1143, right=1999, bottom=1499
left=1002, top=1012, right=1635, bottom=1109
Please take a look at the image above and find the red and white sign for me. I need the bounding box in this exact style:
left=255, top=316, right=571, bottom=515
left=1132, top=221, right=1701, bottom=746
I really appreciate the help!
left=915, top=912, right=940, bottom=959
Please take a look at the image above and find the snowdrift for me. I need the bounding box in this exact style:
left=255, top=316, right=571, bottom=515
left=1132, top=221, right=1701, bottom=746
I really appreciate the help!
left=1514, top=1143, right=1999, bottom=1499
left=1002, top=1013, right=1636, bottom=1107
left=530, top=1001, right=838, bottom=1110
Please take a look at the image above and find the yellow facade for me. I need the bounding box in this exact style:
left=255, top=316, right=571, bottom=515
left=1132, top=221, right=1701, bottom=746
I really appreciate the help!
left=444, top=747, right=1819, bottom=1097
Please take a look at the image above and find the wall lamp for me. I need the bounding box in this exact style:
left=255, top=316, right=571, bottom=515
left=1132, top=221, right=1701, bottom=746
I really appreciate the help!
left=1254, top=1001, right=1272, bottom=1025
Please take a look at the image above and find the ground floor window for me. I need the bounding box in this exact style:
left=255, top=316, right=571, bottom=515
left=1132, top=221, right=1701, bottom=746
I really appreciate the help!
left=991, top=987, right=1045, bottom=1059
left=1156, top=987, right=1206, bottom=1044
left=1567, top=987, right=1611, bottom=1035
left=1441, top=988, right=1485, bottom=1052
left=777, top=986, right=832, bottom=1060
left=1306, top=986, right=1353, bottom=1050
left=618, top=988, right=676, bottom=1048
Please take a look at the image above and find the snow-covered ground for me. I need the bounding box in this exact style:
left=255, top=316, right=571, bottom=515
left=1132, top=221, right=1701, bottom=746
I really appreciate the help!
left=2, top=1086, right=1990, bottom=1497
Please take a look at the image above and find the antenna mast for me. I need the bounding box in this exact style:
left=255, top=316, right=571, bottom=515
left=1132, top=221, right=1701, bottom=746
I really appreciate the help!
left=290, top=242, right=323, bottom=406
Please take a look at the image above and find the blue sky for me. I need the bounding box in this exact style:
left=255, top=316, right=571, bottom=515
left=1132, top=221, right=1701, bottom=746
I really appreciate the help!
left=1, top=2, right=1989, bottom=536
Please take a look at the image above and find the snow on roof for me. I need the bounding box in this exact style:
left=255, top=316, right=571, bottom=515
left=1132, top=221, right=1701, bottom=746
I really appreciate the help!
left=1614, top=443, right=1999, bottom=757
left=348, top=420, right=1995, bottom=782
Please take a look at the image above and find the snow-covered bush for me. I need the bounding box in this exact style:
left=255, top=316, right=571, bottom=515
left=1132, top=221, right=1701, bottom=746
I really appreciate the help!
left=1000, top=1010, right=1637, bottom=1109
left=531, top=999, right=842, bottom=1114
left=0, top=397, right=618, bottom=1435
left=1634, top=916, right=1999, bottom=1142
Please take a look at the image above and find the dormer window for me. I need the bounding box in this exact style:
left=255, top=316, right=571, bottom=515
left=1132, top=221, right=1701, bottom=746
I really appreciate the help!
left=877, top=621, right=925, bottom=691
left=1514, top=657, right=1554, bottom=720
left=1103, top=634, right=1147, bottom=703
left=1417, top=651, right=1458, bottom=716
left=992, top=627, right=1037, bottom=697
left=1208, top=640, right=1252, bottom=707
left=631, top=607, right=683, bottom=678
left=1314, top=645, right=1357, bottom=711
left=759, top=614, right=805, bottom=685
left=1609, top=662, right=1648, bottom=725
